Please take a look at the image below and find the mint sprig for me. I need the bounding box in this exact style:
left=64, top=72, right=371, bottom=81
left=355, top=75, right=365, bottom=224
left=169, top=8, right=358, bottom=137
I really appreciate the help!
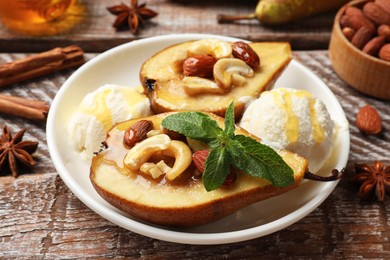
left=161, top=102, right=294, bottom=191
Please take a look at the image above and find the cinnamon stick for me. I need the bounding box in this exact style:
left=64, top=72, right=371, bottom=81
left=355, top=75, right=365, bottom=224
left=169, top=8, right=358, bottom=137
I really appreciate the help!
left=0, top=95, right=49, bottom=121
left=0, top=45, right=85, bottom=87
left=0, top=94, right=49, bottom=112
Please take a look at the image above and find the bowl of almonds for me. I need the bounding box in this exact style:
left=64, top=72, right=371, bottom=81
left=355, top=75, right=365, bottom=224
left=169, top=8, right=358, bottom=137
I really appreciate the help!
left=329, top=0, right=390, bottom=100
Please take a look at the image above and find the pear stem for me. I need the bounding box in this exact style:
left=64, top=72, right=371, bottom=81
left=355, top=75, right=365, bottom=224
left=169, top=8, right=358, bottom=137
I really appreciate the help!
left=217, top=13, right=257, bottom=23
left=304, top=169, right=344, bottom=182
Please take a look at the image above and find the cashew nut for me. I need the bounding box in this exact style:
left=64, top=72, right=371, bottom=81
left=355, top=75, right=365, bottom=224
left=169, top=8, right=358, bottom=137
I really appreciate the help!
left=156, top=160, right=172, bottom=173
left=123, top=134, right=192, bottom=181
left=213, top=58, right=254, bottom=89
left=146, top=129, right=164, bottom=138
left=124, top=134, right=171, bottom=170
left=140, top=160, right=172, bottom=179
left=188, top=39, right=232, bottom=59
left=140, top=162, right=163, bottom=179
left=162, top=140, right=193, bottom=181
left=183, top=76, right=224, bottom=95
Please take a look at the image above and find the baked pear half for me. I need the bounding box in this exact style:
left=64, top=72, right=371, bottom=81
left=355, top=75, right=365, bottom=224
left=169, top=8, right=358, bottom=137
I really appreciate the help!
left=90, top=111, right=309, bottom=227
left=140, top=39, right=292, bottom=118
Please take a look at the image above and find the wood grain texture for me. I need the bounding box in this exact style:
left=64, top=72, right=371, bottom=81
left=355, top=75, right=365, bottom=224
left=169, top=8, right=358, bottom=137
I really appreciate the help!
left=0, top=0, right=339, bottom=53
left=0, top=51, right=389, bottom=259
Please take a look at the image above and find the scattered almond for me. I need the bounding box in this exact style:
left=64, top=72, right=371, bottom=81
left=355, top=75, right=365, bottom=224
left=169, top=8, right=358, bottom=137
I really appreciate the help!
left=182, top=54, right=217, bottom=78
left=123, top=120, right=153, bottom=147
left=356, top=105, right=382, bottom=135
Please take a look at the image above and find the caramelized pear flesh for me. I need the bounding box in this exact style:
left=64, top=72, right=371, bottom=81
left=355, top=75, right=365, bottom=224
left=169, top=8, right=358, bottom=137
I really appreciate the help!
left=140, top=41, right=292, bottom=118
left=90, top=112, right=308, bottom=227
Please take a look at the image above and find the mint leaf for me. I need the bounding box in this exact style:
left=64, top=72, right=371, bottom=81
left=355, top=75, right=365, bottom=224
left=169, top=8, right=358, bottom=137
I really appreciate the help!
left=162, top=112, right=222, bottom=142
left=227, top=138, right=272, bottom=179
left=207, top=139, right=221, bottom=149
left=231, top=135, right=294, bottom=187
left=202, top=146, right=230, bottom=191
left=224, top=101, right=235, bottom=138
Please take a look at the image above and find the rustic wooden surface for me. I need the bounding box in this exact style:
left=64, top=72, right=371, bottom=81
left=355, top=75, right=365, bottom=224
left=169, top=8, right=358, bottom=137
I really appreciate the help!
left=1, top=0, right=390, bottom=258
left=0, top=0, right=339, bottom=52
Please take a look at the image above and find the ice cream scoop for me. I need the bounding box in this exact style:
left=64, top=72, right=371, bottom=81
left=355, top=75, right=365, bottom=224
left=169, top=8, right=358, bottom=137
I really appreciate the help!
left=239, top=87, right=334, bottom=172
left=68, top=84, right=152, bottom=159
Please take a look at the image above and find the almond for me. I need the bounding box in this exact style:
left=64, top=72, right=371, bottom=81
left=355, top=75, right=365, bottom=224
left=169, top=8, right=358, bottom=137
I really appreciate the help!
left=221, top=170, right=237, bottom=187
left=192, top=149, right=210, bottom=173
left=340, top=13, right=376, bottom=32
left=362, top=36, right=386, bottom=56
left=378, top=24, right=390, bottom=41
left=192, top=149, right=237, bottom=187
left=351, top=26, right=375, bottom=49
left=182, top=54, right=217, bottom=78
left=123, top=120, right=153, bottom=147
left=342, top=27, right=356, bottom=41
left=363, top=2, right=390, bottom=25
left=232, top=41, right=260, bottom=68
left=345, top=6, right=365, bottom=17
left=162, top=128, right=184, bottom=140
left=379, top=43, right=390, bottom=61
left=356, top=105, right=382, bottom=135
left=375, top=0, right=390, bottom=16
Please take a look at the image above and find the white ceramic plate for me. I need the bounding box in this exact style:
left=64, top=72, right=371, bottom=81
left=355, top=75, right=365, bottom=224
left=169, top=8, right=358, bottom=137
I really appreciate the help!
left=47, top=34, right=350, bottom=245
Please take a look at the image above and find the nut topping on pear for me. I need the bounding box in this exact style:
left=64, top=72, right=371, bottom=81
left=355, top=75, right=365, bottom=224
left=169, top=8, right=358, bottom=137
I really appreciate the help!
left=182, top=54, right=217, bottom=78
left=123, top=133, right=193, bottom=181
left=213, top=58, right=254, bottom=89
left=188, top=39, right=233, bottom=59
left=232, top=41, right=260, bottom=68
left=140, top=40, right=292, bottom=117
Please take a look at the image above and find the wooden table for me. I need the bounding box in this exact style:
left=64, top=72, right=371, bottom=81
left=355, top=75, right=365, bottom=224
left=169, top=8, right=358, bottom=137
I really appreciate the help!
left=1, top=0, right=389, bottom=258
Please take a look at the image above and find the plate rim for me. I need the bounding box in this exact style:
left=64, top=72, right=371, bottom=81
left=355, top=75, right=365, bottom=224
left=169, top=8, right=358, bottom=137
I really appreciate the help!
left=47, top=33, right=350, bottom=245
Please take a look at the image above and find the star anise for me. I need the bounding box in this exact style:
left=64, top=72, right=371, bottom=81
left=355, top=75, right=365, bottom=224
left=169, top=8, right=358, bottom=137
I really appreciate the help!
left=0, top=125, right=39, bottom=177
left=351, top=161, right=390, bottom=202
left=107, top=0, right=158, bottom=34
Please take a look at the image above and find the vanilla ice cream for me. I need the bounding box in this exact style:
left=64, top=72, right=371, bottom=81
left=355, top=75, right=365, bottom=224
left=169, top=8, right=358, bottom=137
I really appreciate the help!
left=240, top=88, right=334, bottom=172
left=68, top=84, right=152, bottom=159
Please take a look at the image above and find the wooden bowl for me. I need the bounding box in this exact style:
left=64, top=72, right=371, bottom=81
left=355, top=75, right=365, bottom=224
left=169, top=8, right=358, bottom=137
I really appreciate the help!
left=329, top=0, right=390, bottom=100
